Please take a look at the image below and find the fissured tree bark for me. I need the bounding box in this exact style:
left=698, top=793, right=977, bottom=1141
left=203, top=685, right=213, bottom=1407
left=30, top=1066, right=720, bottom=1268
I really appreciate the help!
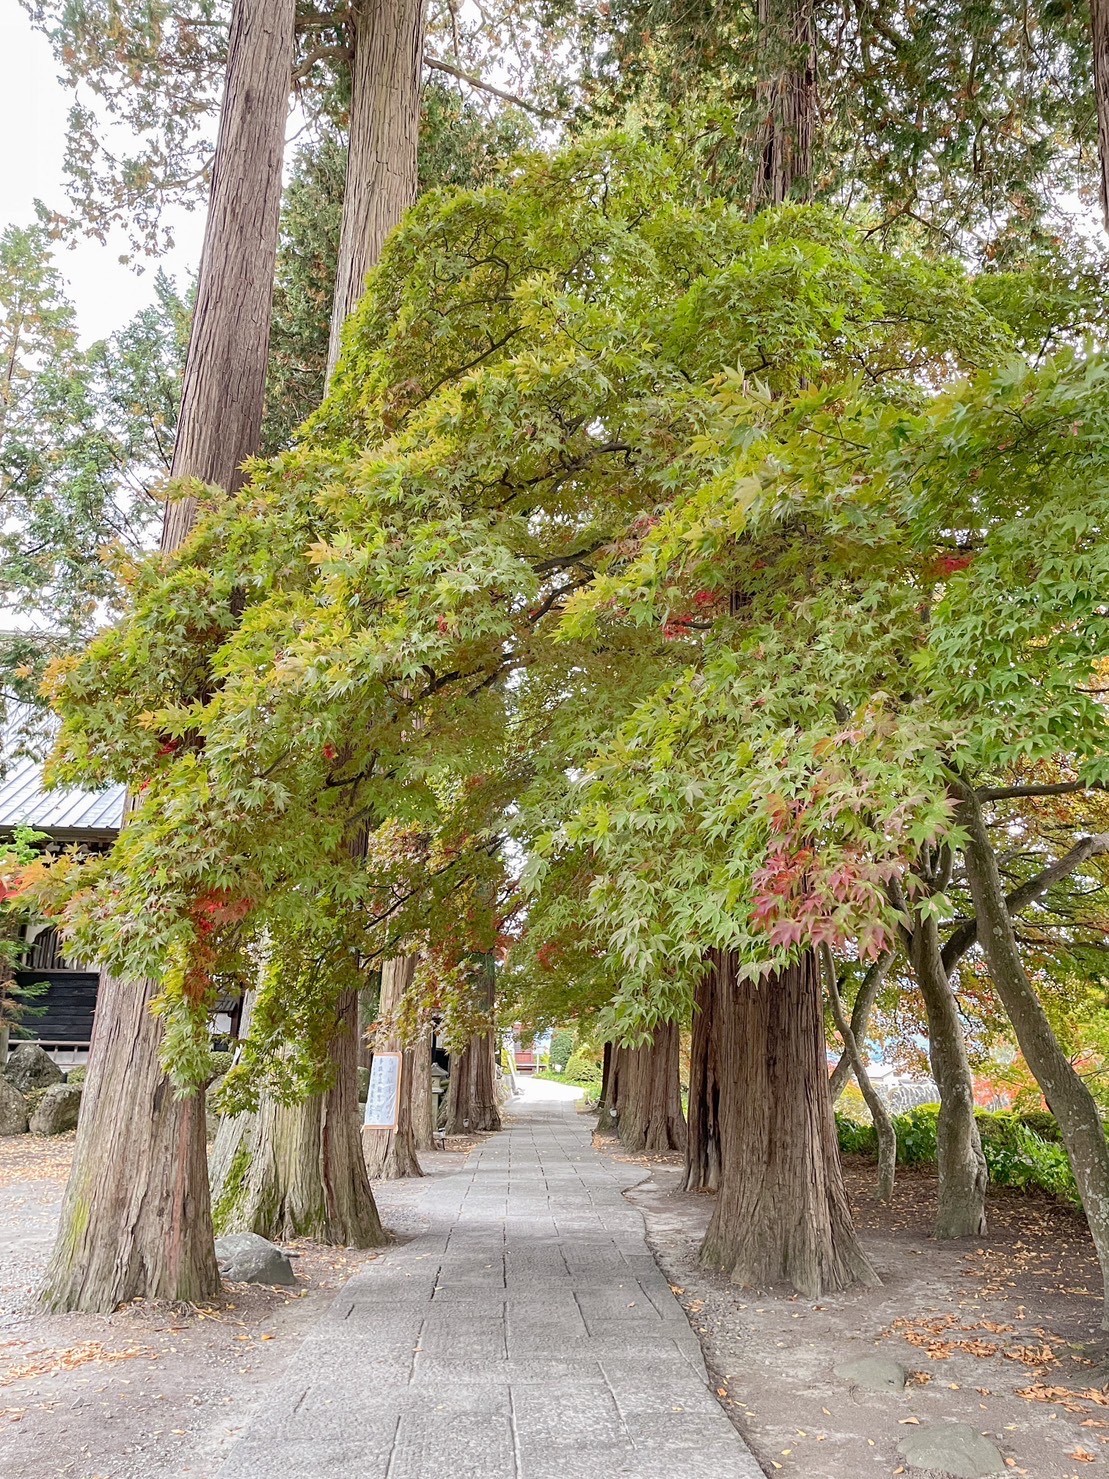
left=684, top=969, right=722, bottom=1192
left=444, top=962, right=501, bottom=1135
left=1092, top=0, right=1109, bottom=233
left=410, top=1018, right=436, bottom=1152
left=700, top=949, right=879, bottom=1298
left=615, top=1021, right=687, bottom=1155
left=325, top=0, right=426, bottom=377
left=41, top=0, right=297, bottom=1314
left=750, top=0, right=817, bottom=209
left=362, top=956, right=423, bottom=1179
left=239, top=0, right=425, bottom=1230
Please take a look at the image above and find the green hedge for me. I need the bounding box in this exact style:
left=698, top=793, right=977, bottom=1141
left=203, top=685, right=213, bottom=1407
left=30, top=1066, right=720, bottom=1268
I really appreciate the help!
left=836, top=1103, right=1080, bottom=1206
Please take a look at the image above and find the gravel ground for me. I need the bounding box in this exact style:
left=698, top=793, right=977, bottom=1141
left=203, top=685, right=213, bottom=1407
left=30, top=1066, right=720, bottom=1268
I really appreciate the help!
left=0, top=1134, right=474, bottom=1479
left=602, top=1137, right=1109, bottom=1479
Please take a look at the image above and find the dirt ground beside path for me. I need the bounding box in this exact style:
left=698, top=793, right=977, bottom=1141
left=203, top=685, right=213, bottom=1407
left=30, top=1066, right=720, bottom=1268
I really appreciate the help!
left=0, top=1134, right=470, bottom=1479
left=609, top=1139, right=1109, bottom=1479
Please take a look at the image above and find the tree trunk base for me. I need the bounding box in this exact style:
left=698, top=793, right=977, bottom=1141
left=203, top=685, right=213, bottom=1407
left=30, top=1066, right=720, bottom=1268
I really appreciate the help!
left=612, top=1023, right=687, bottom=1155
left=445, top=1030, right=501, bottom=1136
left=210, top=990, right=385, bottom=1246
left=699, top=949, right=879, bottom=1299
left=41, top=973, right=221, bottom=1312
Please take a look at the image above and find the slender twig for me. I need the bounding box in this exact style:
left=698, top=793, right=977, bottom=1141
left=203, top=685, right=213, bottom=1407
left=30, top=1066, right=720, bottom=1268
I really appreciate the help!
left=423, top=53, right=560, bottom=119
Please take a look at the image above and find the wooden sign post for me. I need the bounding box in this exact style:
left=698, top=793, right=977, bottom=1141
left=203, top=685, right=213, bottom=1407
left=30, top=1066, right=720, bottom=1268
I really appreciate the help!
left=363, top=1050, right=403, bottom=1131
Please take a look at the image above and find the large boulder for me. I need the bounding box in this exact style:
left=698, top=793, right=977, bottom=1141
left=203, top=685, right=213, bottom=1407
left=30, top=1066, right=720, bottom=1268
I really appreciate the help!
left=5, top=1043, right=64, bottom=1095
left=0, top=1077, right=28, bottom=1136
left=214, top=1232, right=297, bottom=1287
left=29, top=1083, right=82, bottom=1136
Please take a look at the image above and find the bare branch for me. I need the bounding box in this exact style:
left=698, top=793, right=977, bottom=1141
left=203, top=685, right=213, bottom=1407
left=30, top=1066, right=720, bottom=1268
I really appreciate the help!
left=423, top=53, right=560, bottom=119
left=942, top=832, right=1109, bottom=972
left=978, top=779, right=1109, bottom=802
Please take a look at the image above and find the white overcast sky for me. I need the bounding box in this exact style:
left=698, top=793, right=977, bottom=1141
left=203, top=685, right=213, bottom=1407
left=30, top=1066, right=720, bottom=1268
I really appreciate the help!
left=0, top=5, right=208, bottom=344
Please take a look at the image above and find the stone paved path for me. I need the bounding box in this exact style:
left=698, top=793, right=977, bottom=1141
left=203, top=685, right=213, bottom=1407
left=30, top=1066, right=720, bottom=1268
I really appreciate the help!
left=217, top=1081, right=764, bottom=1478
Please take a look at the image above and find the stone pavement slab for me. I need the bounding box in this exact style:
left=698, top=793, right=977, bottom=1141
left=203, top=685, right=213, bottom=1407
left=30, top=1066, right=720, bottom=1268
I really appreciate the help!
left=217, top=1082, right=763, bottom=1478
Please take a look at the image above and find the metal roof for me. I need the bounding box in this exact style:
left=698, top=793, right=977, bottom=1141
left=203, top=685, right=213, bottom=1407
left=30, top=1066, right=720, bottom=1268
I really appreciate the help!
left=0, top=752, right=125, bottom=837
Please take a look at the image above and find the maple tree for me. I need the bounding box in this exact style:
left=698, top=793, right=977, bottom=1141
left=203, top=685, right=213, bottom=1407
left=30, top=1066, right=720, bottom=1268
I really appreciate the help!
left=23, top=132, right=1109, bottom=1302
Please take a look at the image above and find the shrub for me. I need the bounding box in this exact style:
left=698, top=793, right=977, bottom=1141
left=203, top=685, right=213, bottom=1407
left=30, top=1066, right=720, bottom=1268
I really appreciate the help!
left=549, top=1028, right=575, bottom=1071
left=563, top=1048, right=603, bottom=1086
left=896, top=1103, right=940, bottom=1164
left=1015, top=1109, right=1062, bottom=1143
left=835, top=1112, right=877, bottom=1156
left=65, top=1066, right=87, bottom=1086
left=835, top=1101, right=1083, bottom=1206
left=208, top=1050, right=235, bottom=1082
left=978, top=1117, right=1078, bottom=1204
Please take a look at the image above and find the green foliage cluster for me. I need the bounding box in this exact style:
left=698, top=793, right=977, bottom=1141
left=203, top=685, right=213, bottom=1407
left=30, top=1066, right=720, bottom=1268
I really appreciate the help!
left=563, top=1047, right=603, bottom=1086
left=836, top=1103, right=1081, bottom=1204
left=0, top=827, right=51, bottom=1037
left=0, top=222, right=188, bottom=743
left=572, top=0, right=1101, bottom=264
left=19, top=133, right=1109, bottom=1104
left=548, top=1027, right=575, bottom=1068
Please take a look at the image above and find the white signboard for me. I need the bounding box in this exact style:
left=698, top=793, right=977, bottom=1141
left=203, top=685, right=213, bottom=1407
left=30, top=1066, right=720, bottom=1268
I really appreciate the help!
left=363, top=1051, right=402, bottom=1130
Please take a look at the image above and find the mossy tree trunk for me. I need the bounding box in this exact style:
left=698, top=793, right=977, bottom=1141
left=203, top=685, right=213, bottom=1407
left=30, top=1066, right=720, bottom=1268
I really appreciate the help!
left=909, top=912, right=988, bottom=1237
left=700, top=949, right=879, bottom=1298
left=212, top=989, right=385, bottom=1245
left=41, top=0, right=297, bottom=1313
left=362, top=957, right=423, bottom=1179
left=822, top=946, right=896, bottom=1204
left=827, top=951, right=893, bottom=1103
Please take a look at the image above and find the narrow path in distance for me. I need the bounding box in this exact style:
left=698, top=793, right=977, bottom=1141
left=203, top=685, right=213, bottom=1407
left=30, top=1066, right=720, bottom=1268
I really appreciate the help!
left=218, top=1077, right=764, bottom=1478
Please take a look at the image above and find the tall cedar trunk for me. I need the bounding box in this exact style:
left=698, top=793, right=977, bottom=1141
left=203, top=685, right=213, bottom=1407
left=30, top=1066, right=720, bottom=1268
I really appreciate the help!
left=238, top=0, right=424, bottom=1227
left=597, top=1041, right=624, bottom=1135
left=411, top=1019, right=435, bottom=1151
left=700, top=949, right=878, bottom=1297
left=41, top=0, right=296, bottom=1313
left=445, top=1028, right=502, bottom=1134
left=614, top=1022, right=687, bottom=1155
left=750, top=0, right=817, bottom=209
left=827, top=951, right=893, bottom=1102
left=1093, top=0, right=1109, bottom=233
left=958, top=785, right=1109, bottom=1327
left=325, top=0, right=426, bottom=378
left=362, top=957, right=423, bottom=1178
left=212, top=989, right=385, bottom=1244
left=445, top=962, right=501, bottom=1135
left=684, top=970, right=722, bottom=1192
left=161, top=0, right=296, bottom=546
left=908, top=914, right=988, bottom=1237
